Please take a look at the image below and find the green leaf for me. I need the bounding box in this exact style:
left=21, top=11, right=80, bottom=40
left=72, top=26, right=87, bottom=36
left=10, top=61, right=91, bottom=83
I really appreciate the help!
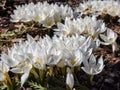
left=28, top=81, right=46, bottom=90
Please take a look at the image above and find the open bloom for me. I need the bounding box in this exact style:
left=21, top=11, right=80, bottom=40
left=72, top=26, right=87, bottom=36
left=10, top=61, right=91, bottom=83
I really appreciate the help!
left=64, top=49, right=83, bottom=67
left=32, top=44, right=50, bottom=70
left=1, top=52, right=19, bottom=67
left=47, top=47, right=66, bottom=68
left=81, top=54, right=104, bottom=75
left=75, top=0, right=120, bottom=17
left=100, top=29, right=118, bottom=52
left=54, top=16, right=106, bottom=40
left=11, top=2, right=73, bottom=28
left=1, top=34, right=34, bottom=86
left=0, top=34, right=98, bottom=87
left=10, top=59, right=32, bottom=86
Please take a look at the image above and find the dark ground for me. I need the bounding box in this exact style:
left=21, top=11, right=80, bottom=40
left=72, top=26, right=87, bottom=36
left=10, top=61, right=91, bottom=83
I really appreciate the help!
left=0, top=0, right=120, bottom=90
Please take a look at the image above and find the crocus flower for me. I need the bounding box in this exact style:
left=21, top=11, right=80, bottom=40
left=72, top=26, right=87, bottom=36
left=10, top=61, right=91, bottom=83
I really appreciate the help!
left=75, top=0, right=120, bottom=17
left=81, top=54, right=104, bottom=75
left=64, top=49, right=83, bottom=67
left=10, top=56, right=32, bottom=86
left=11, top=2, right=73, bottom=27
left=100, top=29, right=118, bottom=52
left=0, top=61, right=9, bottom=82
left=66, top=68, right=74, bottom=90
left=54, top=16, right=106, bottom=41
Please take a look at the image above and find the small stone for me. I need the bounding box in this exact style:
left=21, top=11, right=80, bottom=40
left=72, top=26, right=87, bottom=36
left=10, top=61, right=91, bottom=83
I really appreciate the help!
left=105, top=78, right=114, bottom=84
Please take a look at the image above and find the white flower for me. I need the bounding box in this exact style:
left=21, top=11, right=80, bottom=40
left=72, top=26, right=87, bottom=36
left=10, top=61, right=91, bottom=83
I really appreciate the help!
left=75, top=0, right=120, bottom=17
left=11, top=3, right=35, bottom=22
left=11, top=2, right=73, bottom=27
left=80, top=36, right=93, bottom=53
left=10, top=57, right=32, bottom=86
left=66, top=68, right=74, bottom=90
left=1, top=34, right=35, bottom=86
left=59, top=4, right=73, bottom=19
left=1, top=34, right=35, bottom=68
left=32, top=45, right=49, bottom=70
left=54, top=16, right=106, bottom=40
left=47, top=47, right=65, bottom=67
left=54, top=17, right=76, bottom=37
left=42, top=14, right=55, bottom=28
left=1, top=52, right=19, bottom=67
left=64, top=49, right=83, bottom=67
left=81, top=54, right=104, bottom=75
left=100, top=29, right=118, bottom=52
left=0, top=61, right=9, bottom=81
left=0, top=34, right=100, bottom=86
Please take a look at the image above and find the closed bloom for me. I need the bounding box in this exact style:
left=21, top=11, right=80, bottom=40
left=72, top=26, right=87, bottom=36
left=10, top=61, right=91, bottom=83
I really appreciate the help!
left=81, top=54, right=104, bottom=75
left=66, top=68, right=74, bottom=90
left=100, top=29, right=118, bottom=52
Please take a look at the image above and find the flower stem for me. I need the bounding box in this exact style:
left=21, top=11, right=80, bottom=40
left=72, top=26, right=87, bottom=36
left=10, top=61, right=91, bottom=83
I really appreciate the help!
left=4, top=72, right=14, bottom=90
left=30, top=67, right=39, bottom=80
left=39, top=69, right=43, bottom=83
left=90, top=75, right=94, bottom=84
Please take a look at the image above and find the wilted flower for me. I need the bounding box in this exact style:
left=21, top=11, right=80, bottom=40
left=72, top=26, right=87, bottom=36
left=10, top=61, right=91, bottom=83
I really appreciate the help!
left=81, top=54, right=104, bottom=75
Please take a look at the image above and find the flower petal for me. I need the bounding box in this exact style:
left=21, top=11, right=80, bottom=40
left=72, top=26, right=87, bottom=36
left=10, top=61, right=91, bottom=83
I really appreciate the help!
left=21, top=73, right=29, bottom=86
left=89, top=54, right=96, bottom=67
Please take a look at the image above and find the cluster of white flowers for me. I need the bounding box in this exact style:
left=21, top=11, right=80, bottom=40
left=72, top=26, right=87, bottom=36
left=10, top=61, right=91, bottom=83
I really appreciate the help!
left=1, top=1, right=119, bottom=89
left=0, top=34, right=104, bottom=87
left=55, top=16, right=106, bottom=40
left=11, top=2, right=73, bottom=28
left=54, top=16, right=118, bottom=52
left=75, top=0, right=120, bottom=17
